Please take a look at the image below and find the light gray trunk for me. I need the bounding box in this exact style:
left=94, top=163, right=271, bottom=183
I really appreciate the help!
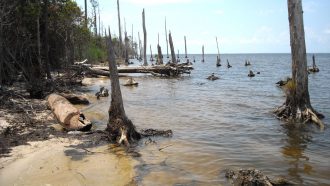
left=184, top=36, right=187, bottom=58
left=169, top=32, right=176, bottom=64
left=142, top=9, right=148, bottom=66
left=165, top=17, right=169, bottom=58
left=117, top=0, right=123, bottom=57
left=287, top=0, right=310, bottom=107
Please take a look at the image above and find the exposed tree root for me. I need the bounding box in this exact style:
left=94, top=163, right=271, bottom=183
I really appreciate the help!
left=274, top=104, right=324, bottom=130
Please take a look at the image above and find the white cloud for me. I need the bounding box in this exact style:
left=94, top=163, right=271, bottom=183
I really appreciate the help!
left=126, top=0, right=192, bottom=5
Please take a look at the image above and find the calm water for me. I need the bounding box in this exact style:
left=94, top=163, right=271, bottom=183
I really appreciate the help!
left=82, top=54, right=330, bottom=186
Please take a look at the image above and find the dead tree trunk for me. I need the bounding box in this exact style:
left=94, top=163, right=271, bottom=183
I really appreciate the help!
left=84, top=0, right=87, bottom=28
left=202, top=45, right=205, bottom=62
left=168, top=32, right=176, bottom=64
left=124, top=21, right=129, bottom=65
left=216, top=36, right=221, bottom=66
left=138, top=32, right=142, bottom=60
left=165, top=17, right=169, bottom=58
left=157, top=45, right=163, bottom=65
left=42, top=0, right=52, bottom=80
left=117, top=0, right=123, bottom=58
left=106, top=33, right=141, bottom=146
left=274, top=0, right=324, bottom=129
left=142, top=9, right=148, bottom=66
left=184, top=36, right=187, bottom=58
left=149, top=45, right=154, bottom=62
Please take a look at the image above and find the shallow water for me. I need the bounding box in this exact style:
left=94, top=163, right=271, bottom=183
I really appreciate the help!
left=82, top=53, right=329, bottom=185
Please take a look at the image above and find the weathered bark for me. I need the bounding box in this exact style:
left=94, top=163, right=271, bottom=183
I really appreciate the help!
left=216, top=37, right=221, bottom=66
left=142, top=9, right=148, bottom=66
left=274, top=0, right=324, bottom=129
left=149, top=45, right=154, bottom=61
left=47, top=93, right=92, bottom=131
left=169, top=32, right=176, bottom=64
left=106, top=32, right=141, bottom=146
left=138, top=32, right=142, bottom=60
left=165, top=17, right=169, bottom=58
left=202, top=45, right=205, bottom=62
left=157, top=44, right=163, bottom=65
left=184, top=36, right=187, bottom=58
left=117, top=0, right=123, bottom=58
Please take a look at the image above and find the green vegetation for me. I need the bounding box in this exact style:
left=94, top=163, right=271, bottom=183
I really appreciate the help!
left=0, top=0, right=135, bottom=97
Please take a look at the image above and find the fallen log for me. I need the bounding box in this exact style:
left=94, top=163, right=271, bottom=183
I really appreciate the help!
left=47, top=93, right=92, bottom=131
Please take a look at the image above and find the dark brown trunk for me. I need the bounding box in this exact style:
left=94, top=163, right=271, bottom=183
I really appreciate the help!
left=106, top=32, right=141, bottom=145
left=42, top=0, right=52, bottom=80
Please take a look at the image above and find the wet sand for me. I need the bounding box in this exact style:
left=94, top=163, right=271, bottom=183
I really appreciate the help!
left=0, top=137, right=137, bottom=186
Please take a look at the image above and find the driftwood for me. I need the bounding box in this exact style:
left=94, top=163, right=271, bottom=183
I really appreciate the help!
left=47, top=93, right=92, bottom=131
left=89, top=64, right=193, bottom=77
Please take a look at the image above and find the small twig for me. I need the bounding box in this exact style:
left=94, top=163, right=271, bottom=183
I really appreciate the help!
left=158, top=144, right=173, bottom=151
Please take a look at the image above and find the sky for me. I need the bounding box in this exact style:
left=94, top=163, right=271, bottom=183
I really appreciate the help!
left=75, top=0, right=330, bottom=54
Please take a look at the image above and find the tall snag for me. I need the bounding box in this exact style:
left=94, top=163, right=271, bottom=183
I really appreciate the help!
left=201, top=45, right=205, bottom=62
left=184, top=36, right=188, bottom=59
left=168, top=32, right=176, bottom=64
left=157, top=33, right=163, bottom=65
left=274, top=0, right=324, bottom=129
left=216, top=37, right=221, bottom=66
left=142, top=9, right=148, bottom=66
left=106, top=33, right=141, bottom=146
left=117, top=0, right=123, bottom=58
left=165, top=17, right=169, bottom=58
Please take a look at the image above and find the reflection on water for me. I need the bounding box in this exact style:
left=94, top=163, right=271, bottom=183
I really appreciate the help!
left=79, top=54, right=330, bottom=185
left=281, top=124, right=313, bottom=185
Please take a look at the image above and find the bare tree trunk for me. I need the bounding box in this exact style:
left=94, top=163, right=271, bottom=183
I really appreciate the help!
left=117, top=0, right=123, bottom=58
left=202, top=45, right=205, bottom=62
left=138, top=32, right=142, bottom=60
left=216, top=36, right=221, bottom=66
left=142, top=9, right=148, bottom=66
left=106, top=32, right=141, bottom=146
left=124, top=20, right=129, bottom=65
left=84, top=0, right=87, bottom=28
left=274, top=0, right=324, bottom=129
left=157, top=45, right=163, bottom=65
left=169, top=31, right=176, bottom=64
left=184, top=36, right=187, bottom=58
left=165, top=17, right=169, bottom=58
left=149, top=45, right=154, bottom=62
left=157, top=33, right=163, bottom=65
left=42, top=0, right=52, bottom=80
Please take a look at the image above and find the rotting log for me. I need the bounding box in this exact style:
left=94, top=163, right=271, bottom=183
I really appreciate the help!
left=47, top=93, right=92, bottom=131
